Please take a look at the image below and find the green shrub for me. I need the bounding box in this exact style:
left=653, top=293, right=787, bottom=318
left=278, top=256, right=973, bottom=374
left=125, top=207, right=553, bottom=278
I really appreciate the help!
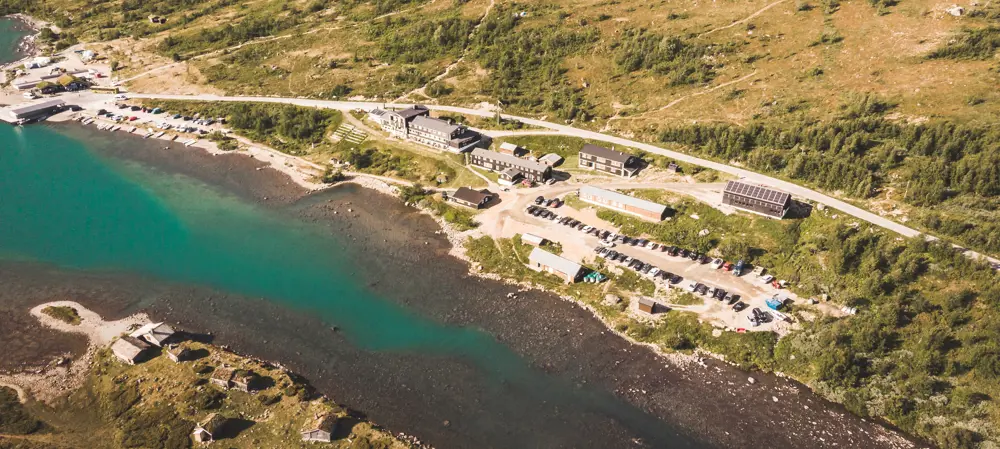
left=0, top=387, right=43, bottom=435
left=41, top=306, right=81, bottom=325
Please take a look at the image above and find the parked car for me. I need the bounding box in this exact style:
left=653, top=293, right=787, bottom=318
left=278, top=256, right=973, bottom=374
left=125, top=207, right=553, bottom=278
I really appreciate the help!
left=710, top=258, right=724, bottom=269
left=629, top=239, right=638, bottom=246
left=747, top=314, right=760, bottom=326
left=728, top=294, right=741, bottom=305
left=733, top=260, right=745, bottom=276
left=648, top=267, right=660, bottom=277
left=641, top=264, right=653, bottom=274
left=761, top=274, right=775, bottom=284
left=733, top=301, right=748, bottom=312
left=534, top=196, right=545, bottom=205
left=670, top=275, right=683, bottom=284
left=699, top=255, right=710, bottom=264
left=679, top=248, right=690, bottom=257
left=659, top=245, right=669, bottom=252
left=722, top=262, right=733, bottom=271
left=686, top=281, right=698, bottom=292
left=714, top=289, right=727, bottom=300
left=649, top=243, right=659, bottom=250
left=688, top=252, right=699, bottom=261
left=666, top=246, right=679, bottom=256
left=696, top=284, right=709, bottom=295
left=638, top=239, right=649, bottom=247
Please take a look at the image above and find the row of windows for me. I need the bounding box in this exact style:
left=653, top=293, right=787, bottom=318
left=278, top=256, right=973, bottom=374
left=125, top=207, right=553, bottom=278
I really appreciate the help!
left=579, top=153, right=624, bottom=167
left=471, top=157, right=543, bottom=175
left=411, top=126, right=453, bottom=138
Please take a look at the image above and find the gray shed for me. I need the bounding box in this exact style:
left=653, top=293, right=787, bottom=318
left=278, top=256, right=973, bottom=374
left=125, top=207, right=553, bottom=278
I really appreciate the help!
left=301, top=413, right=338, bottom=443
left=111, top=336, right=151, bottom=365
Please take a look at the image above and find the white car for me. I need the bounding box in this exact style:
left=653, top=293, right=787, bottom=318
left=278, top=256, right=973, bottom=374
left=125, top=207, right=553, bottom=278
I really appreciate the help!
left=710, top=258, right=724, bottom=269
left=648, top=268, right=660, bottom=277
left=686, top=281, right=698, bottom=292
left=761, top=275, right=775, bottom=284
left=114, top=94, right=128, bottom=100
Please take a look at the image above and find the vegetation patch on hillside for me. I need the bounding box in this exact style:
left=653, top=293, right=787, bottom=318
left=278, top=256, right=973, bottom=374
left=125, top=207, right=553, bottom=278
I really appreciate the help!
left=928, top=26, right=1000, bottom=60
left=612, top=28, right=737, bottom=86
left=140, top=100, right=341, bottom=155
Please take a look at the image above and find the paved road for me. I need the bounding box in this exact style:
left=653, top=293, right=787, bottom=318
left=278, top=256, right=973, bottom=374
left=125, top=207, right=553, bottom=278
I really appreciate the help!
left=125, top=93, right=1000, bottom=267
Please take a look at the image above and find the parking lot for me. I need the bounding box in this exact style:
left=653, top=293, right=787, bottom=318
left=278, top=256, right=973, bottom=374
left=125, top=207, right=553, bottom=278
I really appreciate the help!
left=518, top=196, right=804, bottom=333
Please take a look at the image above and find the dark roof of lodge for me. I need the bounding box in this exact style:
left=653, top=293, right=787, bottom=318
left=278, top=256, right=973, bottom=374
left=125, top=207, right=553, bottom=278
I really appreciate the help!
left=724, top=180, right=791, bottom=206
left=396, top=105, right=429, bottom=120
left=579, top=144, right=634, bottom=164
left=452, top=187, right=493, bottom=204
left=411, top=115, right=460, bottom=134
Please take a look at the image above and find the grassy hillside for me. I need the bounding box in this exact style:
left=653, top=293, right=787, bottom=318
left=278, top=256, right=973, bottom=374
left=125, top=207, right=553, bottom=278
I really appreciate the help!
left=2, top=341, right=409, bottom=449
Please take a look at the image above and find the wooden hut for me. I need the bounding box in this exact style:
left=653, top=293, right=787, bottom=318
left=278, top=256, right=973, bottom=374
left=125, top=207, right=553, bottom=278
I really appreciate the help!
left=301, top=413, right=338, bottom=443
left=192, top=413, right=227, bottom=444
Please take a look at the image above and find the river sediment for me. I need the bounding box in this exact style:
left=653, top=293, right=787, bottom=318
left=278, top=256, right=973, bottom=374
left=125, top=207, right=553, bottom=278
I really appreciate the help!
left=0, top=122, right=922, bottom=449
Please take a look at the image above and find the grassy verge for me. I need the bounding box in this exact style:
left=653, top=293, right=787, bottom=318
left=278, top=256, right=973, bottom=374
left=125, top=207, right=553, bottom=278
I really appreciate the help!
left=41, top=306, right=81, bottom=325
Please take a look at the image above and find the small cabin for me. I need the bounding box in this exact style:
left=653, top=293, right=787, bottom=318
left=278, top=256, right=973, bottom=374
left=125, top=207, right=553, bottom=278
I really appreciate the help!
left=165, top=344, right=190, bottom=363
left=192, top=413, right=227, bottom=444
left=638, top=297, right=657, bottom=314
left=210, top=366, right=235, bottom=389
left=301, top=413, right=338, bottom=443
left=111, top=336, right=151, bottom=365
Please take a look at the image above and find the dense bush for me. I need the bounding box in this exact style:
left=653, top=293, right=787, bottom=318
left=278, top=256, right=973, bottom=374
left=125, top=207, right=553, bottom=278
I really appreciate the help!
left=0, top=387, right=43, bottom=435
left=928, top=26, right=1000, bottom=60
left=367, top=16, right=474, bottom=64
left=469, top=7, right=599, bottom=121
left=157, top=14, right=299, bottom=56
left=143, top=100, right=341, bottom=152
left=612, top=28, right=735, bottom=85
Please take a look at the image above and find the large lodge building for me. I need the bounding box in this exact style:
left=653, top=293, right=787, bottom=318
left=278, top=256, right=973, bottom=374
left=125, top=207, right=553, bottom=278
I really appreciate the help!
left=578, top=144, right=641, bottom=178
left=369, top=105, right=481, bottom=153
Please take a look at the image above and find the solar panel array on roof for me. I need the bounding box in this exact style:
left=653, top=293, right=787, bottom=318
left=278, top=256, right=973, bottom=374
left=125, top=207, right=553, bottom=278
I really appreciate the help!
left=724, top=180, right=790, bottom=206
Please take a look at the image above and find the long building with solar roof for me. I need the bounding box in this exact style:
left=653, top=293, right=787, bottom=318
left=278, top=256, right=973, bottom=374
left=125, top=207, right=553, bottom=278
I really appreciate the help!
left=722, top=180, right=792, bottom=218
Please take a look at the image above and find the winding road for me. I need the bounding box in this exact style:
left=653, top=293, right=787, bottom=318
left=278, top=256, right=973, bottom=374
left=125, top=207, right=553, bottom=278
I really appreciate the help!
left=124, top=93, right=1000, bottom=267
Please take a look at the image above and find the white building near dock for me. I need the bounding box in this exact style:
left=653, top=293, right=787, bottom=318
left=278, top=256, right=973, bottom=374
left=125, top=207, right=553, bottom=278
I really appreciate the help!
left=1, top=98, right=66, bottom=124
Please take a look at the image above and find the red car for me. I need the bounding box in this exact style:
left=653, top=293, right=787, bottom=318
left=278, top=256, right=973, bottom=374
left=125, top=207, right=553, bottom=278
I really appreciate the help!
left=129, top=116, right=138, bottom=121
left=722, top=262, right=733, bottom=271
